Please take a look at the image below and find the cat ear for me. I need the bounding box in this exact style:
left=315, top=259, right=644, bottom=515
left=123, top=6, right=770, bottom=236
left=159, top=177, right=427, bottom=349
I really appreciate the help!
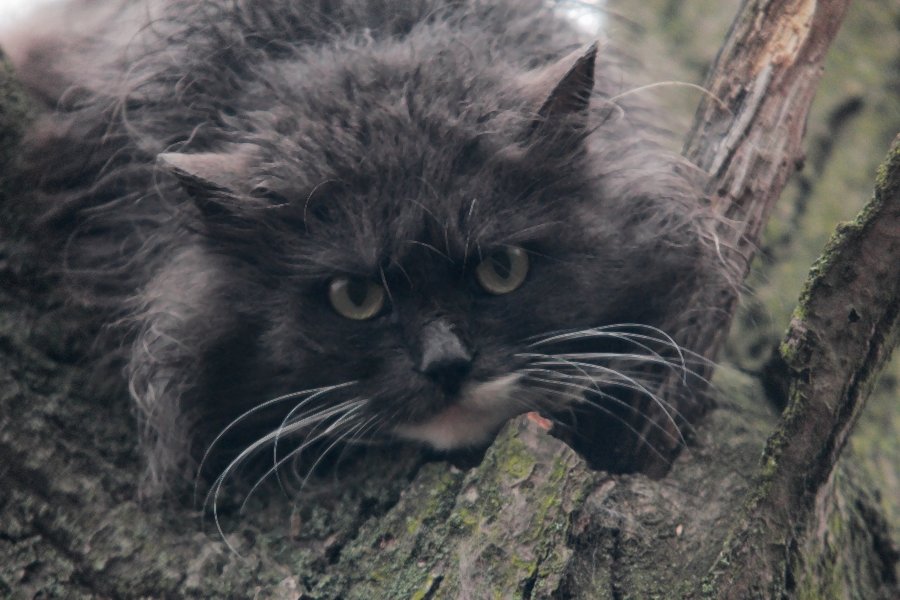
left=521, top=42, right=598, bottom=129
left=157, top=144, right=258, bottom=212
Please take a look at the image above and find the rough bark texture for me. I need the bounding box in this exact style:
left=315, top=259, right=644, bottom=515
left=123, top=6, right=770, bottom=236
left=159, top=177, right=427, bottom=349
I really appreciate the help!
left=701, top=137, right=900, bottom=599
left=1, top=1, right=898, bottom=599
left=680, top=0, right=852, bottom=367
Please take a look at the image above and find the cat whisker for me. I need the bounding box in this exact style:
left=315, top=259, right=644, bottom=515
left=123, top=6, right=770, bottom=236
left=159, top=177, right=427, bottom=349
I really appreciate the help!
left=389, top=258, right=414, bottom=287
left=607, top=81, right=730, bottom=114
left=403, top=239, right=454, bottom=264
left=536, top=353, right=704, bottom=408
left=536, top=350, right=689, bottom=373
left=320, top=414, right=385, bottom=486
left=204, top=397, right=365, bottom=556
left=240, top=401, right=367, bottom=514
left=525, top=322, right=674, bottom=342
left=293, top=415, right=373, bottom=497
left=193, top=380, right=357, bottom=507
left=525, top=322, right=692, bottom=366
left=523, top=378, right=671, bottom=464
left=523, top=368, right=684, bottom=432
left=302, top=178, right=340, bottom=228
left=272, top=394, right=367, bottom=496
left=519, top=354, right=687, bottom=447
left=532, top=350, right=688, bottom=417
left=378, top=266, right=394, bottom=305
left=462, top=197, right=479, bottom=269
left=518, top=350, right=609, bottom=389
left=543, top=351, right=709, bottom=385
left=543, top=358, right=686, bottom=440
left=495, top=221, right=566, bottom=247
left=523, top=365, right=689, bottom=422
left=443, top=223, right=452, bottom=261
left=521, top=323, right=718, bottom=391
left=205, top=398, right=361, bottom=503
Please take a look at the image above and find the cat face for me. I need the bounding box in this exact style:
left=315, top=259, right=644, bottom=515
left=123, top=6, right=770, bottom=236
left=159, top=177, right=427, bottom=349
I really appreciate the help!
left=157, top=42, right=701, bottom=470
left=250, top=177, right=624, bottom=449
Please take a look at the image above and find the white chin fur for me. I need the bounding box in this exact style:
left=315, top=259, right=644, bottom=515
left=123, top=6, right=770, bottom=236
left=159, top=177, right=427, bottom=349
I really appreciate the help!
left=394, top=373, right=523, bottom=449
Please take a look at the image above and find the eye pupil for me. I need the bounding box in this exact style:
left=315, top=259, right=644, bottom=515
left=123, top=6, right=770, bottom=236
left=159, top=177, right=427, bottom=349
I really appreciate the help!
left=475, top=246, right=529, bottom=295
left=490, top=253, right=512, bottom=279
left=328, top=277, right=386, bottom=320
left=346, top=279, right=369, bottom=306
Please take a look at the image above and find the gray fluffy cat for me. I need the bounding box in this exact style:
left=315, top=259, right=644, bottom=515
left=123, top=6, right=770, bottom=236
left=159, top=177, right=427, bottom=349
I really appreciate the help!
left=4, top=0, right=730, bottom=494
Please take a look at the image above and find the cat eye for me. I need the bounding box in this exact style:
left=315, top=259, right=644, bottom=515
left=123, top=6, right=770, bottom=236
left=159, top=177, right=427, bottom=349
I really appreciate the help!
left=475, top=247, right=529, bottom=295
left=328, top=277, right=386, bottom=320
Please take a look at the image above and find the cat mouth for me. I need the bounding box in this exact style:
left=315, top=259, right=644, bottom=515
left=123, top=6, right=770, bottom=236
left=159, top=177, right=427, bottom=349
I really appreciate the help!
left=393, top=373, right=523, bottom=449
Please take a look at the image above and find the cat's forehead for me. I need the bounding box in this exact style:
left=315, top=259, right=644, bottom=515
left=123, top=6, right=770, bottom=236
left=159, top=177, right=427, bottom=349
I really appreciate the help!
left=260, top=41, right=527, bottom=175
left=247, top=41, right=597, bottom=277
left=295, top=178, right=565, bottom=279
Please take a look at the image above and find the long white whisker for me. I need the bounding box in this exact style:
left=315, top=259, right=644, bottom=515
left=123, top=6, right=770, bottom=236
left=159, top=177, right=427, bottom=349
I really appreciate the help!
left=524, top=378, right=670, bottom=463
left=272, top=383, right=359, bottom=494
left=296, top=417, right=370, bottom=494
left=524, top=322, right=674, bottom=342
left=524, top=365, right=689, bottom=408
left=239, top=401, right=367, bottom=513
left=525, top=324, right=694, bottom=378
left=521, top=355, right=687, bottom=447
left=194, top=380, right=357, bottom=507
left=523, top=354, right=679, bottom=408
left=522, top=372, right=682, bottom=447
left=518, top=351, right=605, bottom=394
left=526, top=351, right=708, bottom=385
left=526, top=323, right=692, bottom=357
left=205, top=398, right=363, bottom=556
left=325, top=413, right=384, bottom=482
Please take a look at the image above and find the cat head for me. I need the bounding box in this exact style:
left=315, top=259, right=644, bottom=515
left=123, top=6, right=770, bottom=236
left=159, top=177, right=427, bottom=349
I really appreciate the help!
left=151, top=41, right=711, bottom=478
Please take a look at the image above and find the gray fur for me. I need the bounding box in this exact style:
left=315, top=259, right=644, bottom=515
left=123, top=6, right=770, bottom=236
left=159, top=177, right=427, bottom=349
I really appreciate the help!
left=5, top=0, right=733, bottom=494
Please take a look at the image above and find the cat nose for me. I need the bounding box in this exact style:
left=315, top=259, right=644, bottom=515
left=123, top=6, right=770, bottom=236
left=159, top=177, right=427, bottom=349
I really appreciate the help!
left=417, top=319, right=473, bottom=393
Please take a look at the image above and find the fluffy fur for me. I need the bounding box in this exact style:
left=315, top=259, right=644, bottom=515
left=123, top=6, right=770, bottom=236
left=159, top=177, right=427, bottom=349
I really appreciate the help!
left=5, top=0, right=732, bottom=494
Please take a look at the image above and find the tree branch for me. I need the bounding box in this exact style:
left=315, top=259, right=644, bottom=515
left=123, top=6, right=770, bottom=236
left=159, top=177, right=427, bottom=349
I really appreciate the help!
left=681, top=0, right=852, bottom=364
left=702, top=135, right=900, bottom=598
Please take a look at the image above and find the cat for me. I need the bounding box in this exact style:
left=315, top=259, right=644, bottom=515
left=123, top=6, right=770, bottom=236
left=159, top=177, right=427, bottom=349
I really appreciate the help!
left=3, top=0, right=730, bottom=496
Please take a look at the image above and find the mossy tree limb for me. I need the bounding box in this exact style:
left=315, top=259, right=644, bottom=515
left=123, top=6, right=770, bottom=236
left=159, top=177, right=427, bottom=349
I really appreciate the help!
left=701, top=136, right=900, bottom=598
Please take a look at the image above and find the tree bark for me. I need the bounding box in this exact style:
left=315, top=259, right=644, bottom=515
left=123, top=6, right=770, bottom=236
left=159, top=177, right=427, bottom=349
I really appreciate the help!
left=681, top=0, right=852, bottom=367
left=1, top=2, right=897, bottom=599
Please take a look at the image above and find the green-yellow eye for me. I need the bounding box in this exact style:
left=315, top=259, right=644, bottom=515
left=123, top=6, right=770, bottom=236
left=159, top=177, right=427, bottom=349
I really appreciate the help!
left=328, top=277, right=386, bottom=320
left=475, top=246, right=529, bottom=294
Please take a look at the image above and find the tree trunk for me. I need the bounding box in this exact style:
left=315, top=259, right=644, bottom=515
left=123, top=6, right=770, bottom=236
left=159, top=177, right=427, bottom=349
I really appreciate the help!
left=1, top=1, right=897, bottom=599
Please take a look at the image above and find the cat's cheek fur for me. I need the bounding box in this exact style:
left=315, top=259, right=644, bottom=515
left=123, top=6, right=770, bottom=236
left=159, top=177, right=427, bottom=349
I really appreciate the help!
left=393, top=373, right=523, bottom=449
left=126, top=244, right=227, bottom=483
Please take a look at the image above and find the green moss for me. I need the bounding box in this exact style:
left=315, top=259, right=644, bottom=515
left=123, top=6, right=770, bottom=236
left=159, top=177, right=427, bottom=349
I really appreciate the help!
left=778, top=339, right=795, bottom=364
left=405, top=516, right=422, bottom=535
left=874, top=139, right=900, bottom=190
left=509, top=554, right=538, bottom=575
left=492, top=433, right=537, bottom=481
left=453, top=506, right=479, bottom=529
left=410, top=574, right=440, bottom=600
